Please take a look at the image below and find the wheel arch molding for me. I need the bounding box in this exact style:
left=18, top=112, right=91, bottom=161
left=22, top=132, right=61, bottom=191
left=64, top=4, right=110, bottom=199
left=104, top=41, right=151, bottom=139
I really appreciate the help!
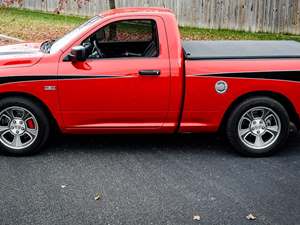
left=0, top=92, right=61, bottom=133
left=219, top=90, right=300, bottom=132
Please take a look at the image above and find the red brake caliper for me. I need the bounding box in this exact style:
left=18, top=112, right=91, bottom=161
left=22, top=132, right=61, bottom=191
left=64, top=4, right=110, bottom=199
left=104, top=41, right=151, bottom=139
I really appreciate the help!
left=26, top=119, right=35, bottom=129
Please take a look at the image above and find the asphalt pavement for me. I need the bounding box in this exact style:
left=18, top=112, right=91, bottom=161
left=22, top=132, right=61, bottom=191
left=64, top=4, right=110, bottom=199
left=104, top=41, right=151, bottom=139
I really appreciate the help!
left=0, top=133, right=299, bottom=225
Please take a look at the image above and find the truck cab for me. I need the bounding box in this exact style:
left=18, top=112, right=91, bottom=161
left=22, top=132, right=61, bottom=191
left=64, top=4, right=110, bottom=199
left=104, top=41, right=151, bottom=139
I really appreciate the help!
left=53, top=8, right=184, bottom=133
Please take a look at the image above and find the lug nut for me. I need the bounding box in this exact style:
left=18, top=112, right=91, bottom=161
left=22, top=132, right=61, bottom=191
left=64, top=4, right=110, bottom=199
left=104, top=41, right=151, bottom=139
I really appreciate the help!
left=16, top=131, right=19, bottom=134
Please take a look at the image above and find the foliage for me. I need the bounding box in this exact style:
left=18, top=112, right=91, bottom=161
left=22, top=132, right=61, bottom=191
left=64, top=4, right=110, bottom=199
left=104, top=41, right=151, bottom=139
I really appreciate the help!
left=55, top=0, right=116, bottom=13
left=1, top=0, right=24, bottom=7
left=53, top=0, right=116, bottom=14
left=1, top=0, right=116, bottom=13
left=55, top=0, right=91, bottom=13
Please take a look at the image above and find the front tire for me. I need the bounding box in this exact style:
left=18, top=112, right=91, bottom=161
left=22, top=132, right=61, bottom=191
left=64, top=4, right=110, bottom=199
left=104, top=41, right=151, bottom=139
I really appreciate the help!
left=226, top=97, right=290, bottom=157
left=0, top=97, right=50, bottom=155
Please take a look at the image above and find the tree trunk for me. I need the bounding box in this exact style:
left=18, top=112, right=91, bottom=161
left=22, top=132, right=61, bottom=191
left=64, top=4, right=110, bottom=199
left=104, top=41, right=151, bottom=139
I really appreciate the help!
left=109, top=0, right=116, bottom=9
left=108, top=0, right=117, bottom=39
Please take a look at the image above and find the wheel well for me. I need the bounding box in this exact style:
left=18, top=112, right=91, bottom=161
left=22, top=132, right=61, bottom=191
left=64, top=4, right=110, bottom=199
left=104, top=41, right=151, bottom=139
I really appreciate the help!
left=0, top=92, right=60, bottom=132
left=220, top=91, right=300, bottom=132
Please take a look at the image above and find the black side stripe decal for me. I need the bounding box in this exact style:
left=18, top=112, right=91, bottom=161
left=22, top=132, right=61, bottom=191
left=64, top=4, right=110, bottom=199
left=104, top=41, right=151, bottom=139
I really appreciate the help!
left=191, top=71, right=300, bottom=82
left=1, top=71, right=300, bottom=85
left=0, top=75, right=123, bottom=85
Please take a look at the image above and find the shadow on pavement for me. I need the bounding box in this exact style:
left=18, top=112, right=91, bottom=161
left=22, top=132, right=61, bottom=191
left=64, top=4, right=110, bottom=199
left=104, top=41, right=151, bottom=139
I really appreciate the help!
left=44, top=133, right=299, bottom=157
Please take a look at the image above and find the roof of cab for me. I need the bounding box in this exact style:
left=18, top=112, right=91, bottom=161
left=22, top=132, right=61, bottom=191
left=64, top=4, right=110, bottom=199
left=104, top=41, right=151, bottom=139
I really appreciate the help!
left=100, top=7, right=173, bottom=17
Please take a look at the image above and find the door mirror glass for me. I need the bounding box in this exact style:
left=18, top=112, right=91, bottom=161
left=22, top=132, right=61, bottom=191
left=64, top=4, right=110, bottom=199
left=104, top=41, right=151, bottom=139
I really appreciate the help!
left=65, top=45, right=86, bottom=62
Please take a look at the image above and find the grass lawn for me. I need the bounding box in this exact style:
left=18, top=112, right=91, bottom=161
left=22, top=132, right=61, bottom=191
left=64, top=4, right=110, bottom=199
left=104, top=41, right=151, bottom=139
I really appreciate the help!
left=0, top=7, right=85, bottom=42
left=1, top=7, right=300, bottom=43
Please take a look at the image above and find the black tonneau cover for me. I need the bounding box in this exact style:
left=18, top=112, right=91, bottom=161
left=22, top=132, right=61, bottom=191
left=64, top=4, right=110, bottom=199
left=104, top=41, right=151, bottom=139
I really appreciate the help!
left=183, top=41, right=300, bottom=60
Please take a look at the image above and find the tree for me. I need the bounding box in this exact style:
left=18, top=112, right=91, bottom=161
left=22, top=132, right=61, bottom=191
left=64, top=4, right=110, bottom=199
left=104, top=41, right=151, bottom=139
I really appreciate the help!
left=108, top=0, right=117, bottom=39
left=108, top=0, right=116, bottom=9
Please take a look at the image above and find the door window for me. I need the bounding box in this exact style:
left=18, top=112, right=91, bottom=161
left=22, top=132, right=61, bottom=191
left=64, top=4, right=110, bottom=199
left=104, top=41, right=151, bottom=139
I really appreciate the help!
left=82, top=20, right=159, bottom=59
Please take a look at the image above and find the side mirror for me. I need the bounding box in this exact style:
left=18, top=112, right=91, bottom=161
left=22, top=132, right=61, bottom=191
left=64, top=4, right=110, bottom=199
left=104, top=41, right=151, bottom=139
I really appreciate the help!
left=64, top=45, right=86, bottom=62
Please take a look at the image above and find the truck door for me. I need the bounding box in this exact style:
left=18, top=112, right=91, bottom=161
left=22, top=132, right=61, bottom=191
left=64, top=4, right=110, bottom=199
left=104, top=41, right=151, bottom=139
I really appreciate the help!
left=58, top=17, right=171, bottom=130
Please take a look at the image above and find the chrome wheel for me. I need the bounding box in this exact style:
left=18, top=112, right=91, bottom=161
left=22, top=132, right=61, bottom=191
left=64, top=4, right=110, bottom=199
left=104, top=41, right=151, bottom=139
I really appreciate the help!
left=238, top=106, right=281, bottom=150
left=0, top=106, right=39, bottom=150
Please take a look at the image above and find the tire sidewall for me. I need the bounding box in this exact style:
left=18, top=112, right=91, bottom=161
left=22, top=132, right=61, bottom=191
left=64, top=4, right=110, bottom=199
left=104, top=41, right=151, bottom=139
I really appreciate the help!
left=227, top=97, right=290, bottom=156
left=0, top=97, right=49, bottom=155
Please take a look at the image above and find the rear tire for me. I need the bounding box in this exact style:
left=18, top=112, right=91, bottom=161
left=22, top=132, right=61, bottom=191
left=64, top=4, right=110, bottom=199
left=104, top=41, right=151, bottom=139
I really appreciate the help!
left=0, top=97, right=50, bottom=156
left=226, top=97, right=290, bottom=157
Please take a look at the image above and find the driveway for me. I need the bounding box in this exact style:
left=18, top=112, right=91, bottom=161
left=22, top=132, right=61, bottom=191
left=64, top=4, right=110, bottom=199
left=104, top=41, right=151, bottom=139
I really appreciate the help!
left=0, top=134, right=299, bottom=225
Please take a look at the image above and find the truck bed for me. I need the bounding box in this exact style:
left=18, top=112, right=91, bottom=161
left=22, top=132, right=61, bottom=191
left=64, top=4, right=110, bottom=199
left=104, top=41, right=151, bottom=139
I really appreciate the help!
left=183, top=40, right=300, bottom=60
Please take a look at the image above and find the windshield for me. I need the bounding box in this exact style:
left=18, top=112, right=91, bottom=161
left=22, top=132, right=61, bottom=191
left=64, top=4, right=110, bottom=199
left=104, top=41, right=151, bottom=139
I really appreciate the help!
left=49, top=15, right=102, bottom=53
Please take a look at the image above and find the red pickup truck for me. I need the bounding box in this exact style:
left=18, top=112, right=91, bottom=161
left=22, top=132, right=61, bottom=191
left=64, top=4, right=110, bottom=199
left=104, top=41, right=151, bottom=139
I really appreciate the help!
left=0, top=7, right=300, bottom=156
